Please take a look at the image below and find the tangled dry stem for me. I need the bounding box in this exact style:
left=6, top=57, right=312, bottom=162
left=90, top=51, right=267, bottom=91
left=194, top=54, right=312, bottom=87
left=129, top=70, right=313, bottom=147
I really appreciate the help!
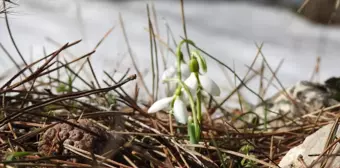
left=0, top=40, right=338, bottom=168
left=1, top=1, right=339, bottom=167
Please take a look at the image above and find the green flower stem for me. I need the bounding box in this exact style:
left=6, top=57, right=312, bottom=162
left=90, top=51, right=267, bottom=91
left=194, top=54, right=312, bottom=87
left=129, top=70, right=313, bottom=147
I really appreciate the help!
left=178, top=80, right=200, bottom=141
left=177, top=39, right=195, bottom=52
left=177, top=55, right=182, bottom=81
left=264, top=104, right=268, bottom=130
left=196, top=91, right=202, bottom=123
left=176, top=39, right=196, bottom=61
left=175, top=39, right=202, bottom=142
left=194, top=73, right=203, bottom=122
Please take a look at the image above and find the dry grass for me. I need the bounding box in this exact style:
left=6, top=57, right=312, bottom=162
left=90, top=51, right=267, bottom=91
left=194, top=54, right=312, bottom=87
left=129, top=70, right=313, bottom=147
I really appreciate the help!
left=1, top=1, right=340, bottom=168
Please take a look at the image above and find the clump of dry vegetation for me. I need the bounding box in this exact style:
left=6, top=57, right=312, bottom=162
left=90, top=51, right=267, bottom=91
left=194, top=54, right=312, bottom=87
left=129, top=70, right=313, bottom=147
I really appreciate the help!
left=1, top=0, right=340, bottom=168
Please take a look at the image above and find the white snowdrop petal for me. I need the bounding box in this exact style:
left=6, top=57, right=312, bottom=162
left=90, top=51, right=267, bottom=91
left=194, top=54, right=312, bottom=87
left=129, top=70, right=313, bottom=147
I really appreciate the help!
left=148, top=97, right=173, bottom=113
left=184, top=73, right=198, bottom=91
left=162, top=63, right=190, bottom=83
left=173, top=98, right=189, bottom=124
left=180, top=63, right=191, bottom=79
left=200, top=75, right=221, bottom=96
left=183, top=73, right=198, bottom=99
left=179, top=92, right=191, bottom=105
left=161, top=66, right=176, bottom=82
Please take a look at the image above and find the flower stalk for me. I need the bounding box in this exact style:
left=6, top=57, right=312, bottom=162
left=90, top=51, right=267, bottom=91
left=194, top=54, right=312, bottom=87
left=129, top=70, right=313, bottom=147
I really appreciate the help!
left=148, top=39, right=220, bottom=144
left=178, top=79, right=200, bottom=140
left=176, top=40, right=202, bottom=141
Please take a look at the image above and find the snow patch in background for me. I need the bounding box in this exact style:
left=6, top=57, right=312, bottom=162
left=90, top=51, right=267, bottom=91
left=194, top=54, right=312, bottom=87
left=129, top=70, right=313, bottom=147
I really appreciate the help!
left=1, top=0, right=340, bottom=107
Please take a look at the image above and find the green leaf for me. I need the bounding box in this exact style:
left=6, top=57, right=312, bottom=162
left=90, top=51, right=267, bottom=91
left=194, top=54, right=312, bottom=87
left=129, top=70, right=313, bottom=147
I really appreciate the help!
left=67, top=75, right=73, bottom=93
left=56, top=84, right=67, bottom=93
left=240, top=144, right=254, bottom=154
left=188, top=117, right=198, bottom=144
left=106, top=93, right=117, bottom=105
left=6, top=151, right=33, bottom=161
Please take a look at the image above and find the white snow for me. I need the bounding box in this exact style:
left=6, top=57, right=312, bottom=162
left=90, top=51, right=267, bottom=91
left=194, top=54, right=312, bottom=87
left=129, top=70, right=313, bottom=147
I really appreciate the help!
left=1, top=0, right=340, bottom=105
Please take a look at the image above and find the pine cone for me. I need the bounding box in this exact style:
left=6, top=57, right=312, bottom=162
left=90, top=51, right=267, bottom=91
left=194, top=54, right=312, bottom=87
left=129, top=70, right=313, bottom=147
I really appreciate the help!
left=38, top=119, right=113, bottom=158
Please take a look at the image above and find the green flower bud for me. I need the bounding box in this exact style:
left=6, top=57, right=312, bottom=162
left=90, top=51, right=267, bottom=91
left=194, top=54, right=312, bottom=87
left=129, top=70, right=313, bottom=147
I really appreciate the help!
left=189, top=57, right=199, bottom=73
left=177, top=50, right=183, bottom=61
left=191, top=50, right=207, bottom=73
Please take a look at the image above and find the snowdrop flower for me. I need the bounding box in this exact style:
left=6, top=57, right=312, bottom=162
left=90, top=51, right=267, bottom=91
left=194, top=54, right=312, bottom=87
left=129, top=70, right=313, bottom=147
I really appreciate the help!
left=162, top=63, right=191, bottom=96
left=147, top=97, right=173, bottom=113
left=184, top=72, right=221, bottom=97
left=183, top=51, right=221, bottom=97
left=161, top=63, right=191, bottom=82
left=148, top=95, right=189, bottom=124
left=172, top=97, right=188, bottom=124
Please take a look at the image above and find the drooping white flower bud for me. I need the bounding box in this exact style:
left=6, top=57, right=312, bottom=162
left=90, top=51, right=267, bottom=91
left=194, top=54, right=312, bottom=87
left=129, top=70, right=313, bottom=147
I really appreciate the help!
left=184, top=73, right=221, bottom=97
left=147, top=97, right=173, bottom=113
left=173, top=98, right=189, bottom=124
left=161, top=64, right=191, bottom=83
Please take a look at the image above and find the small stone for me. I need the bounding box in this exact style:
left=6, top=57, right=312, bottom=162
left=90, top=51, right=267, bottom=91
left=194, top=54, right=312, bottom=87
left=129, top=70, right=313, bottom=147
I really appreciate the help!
left=279, top=123, right=340, bottom=167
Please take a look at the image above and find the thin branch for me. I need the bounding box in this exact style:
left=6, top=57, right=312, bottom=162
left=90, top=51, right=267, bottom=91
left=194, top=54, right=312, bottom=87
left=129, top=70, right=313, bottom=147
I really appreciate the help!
left=119, top=13, right=152, bottom=100
left=3, top=0, right=32, bottom=73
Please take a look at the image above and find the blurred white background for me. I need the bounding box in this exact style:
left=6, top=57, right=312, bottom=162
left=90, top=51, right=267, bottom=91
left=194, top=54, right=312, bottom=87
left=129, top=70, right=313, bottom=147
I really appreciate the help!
left=1, top=0, right=339, bottom=106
